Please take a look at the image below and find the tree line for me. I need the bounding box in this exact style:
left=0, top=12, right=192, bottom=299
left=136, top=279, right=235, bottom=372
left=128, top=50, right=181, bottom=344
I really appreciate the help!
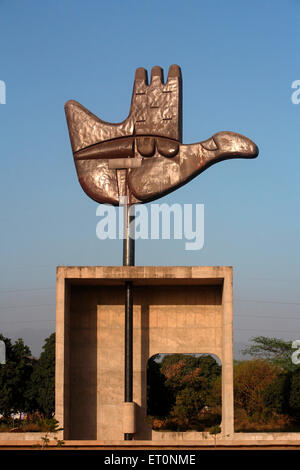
left=147, top=337, right=300, bottom=432
left=1, top=333, right=300, bottom=433
left=0, top=332, right=55, bottom=420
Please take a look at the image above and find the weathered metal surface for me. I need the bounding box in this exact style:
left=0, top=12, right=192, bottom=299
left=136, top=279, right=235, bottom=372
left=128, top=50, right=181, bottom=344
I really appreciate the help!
left=65, top=65, right=258, bottom=205
left=108, top=158, right=142, bottom=169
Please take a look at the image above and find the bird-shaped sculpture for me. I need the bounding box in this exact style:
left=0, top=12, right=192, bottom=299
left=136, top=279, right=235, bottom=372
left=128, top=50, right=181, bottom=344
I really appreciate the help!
left=65, top=65, right=258, bottom=206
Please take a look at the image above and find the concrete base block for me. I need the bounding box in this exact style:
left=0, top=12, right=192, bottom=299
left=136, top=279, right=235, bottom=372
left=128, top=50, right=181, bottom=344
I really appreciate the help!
left=55, top=266, right=233, bottom=441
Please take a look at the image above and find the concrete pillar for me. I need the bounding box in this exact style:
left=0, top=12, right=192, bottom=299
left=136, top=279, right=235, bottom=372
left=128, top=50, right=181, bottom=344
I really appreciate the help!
left=123, top=402, right=136, bottom=435
left=221, top=268, right=234, bottom=438
left=55, top=269, right=70, bottom=439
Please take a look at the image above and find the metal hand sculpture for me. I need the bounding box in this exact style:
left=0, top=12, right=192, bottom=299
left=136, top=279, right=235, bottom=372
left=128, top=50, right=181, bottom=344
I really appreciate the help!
left=65, top=65, right=258, bottom=205
left=64, top=65, right=259, bottom=441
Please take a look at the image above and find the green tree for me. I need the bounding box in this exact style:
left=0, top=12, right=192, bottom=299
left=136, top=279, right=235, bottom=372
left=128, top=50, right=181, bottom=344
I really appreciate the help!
left=0, top=334, right=36, bottom=418
left=263, top=373, right=290, bottom=415
left=207, top=374, right=222, bottom=408
left=147, top=354, right=173, bottom=417
left=29, top=333, right=55, bottom=418
left=159, top=354, right=221, bottom=427
left=171, top=387, right=206, bottom=424
left=242, top=336, right=296, bottom=372
left=289, top=369, right=300, bottom=420
left=161, top=354, right=221, bottom=396
left=234, top=359, right=281, bottom=419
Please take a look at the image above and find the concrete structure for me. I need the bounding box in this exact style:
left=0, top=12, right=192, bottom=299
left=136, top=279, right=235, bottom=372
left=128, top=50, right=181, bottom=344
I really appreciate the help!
left=55, top=266, right=233, bottom=441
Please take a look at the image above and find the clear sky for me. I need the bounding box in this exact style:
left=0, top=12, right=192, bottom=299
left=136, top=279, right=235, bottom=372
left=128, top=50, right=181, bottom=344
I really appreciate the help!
left=0, top=0, right=299, bottom=356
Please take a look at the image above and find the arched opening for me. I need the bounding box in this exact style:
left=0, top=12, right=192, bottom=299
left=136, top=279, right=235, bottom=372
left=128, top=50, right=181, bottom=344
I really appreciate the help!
left=147, top=353, right=222, bottom=432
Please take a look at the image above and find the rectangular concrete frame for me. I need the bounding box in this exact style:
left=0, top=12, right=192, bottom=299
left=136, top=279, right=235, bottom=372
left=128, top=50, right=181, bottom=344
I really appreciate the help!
left=56, top=266, right=233, bottom=441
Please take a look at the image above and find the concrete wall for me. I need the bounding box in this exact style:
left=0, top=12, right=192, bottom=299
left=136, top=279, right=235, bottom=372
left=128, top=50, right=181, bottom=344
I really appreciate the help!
left=56, top=266, right=233, bottom=441
left=0, top=432, right=56, bottom=441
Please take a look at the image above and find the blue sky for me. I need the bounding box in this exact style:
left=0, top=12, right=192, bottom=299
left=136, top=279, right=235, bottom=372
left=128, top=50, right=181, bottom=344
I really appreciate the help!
left=0, top=0, right=299, bottom=356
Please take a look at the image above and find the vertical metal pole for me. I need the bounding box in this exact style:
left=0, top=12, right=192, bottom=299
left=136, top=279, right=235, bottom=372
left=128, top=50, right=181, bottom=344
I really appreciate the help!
left=123, top=203, right=135, bottom=440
